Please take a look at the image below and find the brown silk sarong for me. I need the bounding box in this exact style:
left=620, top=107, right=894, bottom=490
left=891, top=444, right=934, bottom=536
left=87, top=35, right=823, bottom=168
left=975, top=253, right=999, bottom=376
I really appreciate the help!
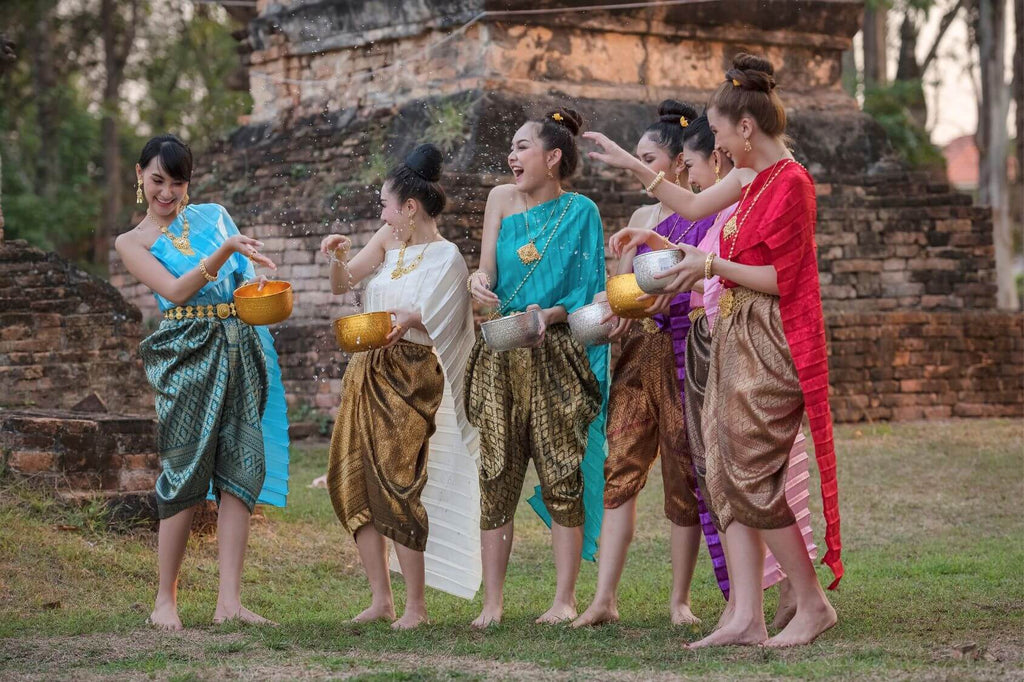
left=605, top=325, right=697, bottom=526
left=703, top=293, right=802, bottom=532
left=683, top=312, right=713, bottom=502
left=465, top=324, right=601, bottom=530
left=327, top=341, right=443, bottom=551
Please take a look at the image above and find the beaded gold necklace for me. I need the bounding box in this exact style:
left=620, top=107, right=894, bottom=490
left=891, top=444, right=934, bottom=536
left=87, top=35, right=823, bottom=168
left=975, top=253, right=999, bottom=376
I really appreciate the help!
left=391, top=231, right=440, bottom=280
left=723, top=159, right=792, bottom=260
left=517, top=191, right=564, bottom=264
left=150, top=207, right=194, bottom=256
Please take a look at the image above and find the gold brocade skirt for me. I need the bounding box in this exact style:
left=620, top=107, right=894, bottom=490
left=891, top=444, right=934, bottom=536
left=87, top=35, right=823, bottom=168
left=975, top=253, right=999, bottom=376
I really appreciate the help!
left=605, top=325, right=697, bottom=526
left=683, top=311, right=713, bottom=505
left=702, top=290, right=803, bottom=532
left=327, top=341, right=443, bottom=551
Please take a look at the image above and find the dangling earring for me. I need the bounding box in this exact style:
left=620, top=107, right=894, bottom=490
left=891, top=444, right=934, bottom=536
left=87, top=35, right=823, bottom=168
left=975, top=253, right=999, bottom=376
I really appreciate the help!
left=136, top=177, right=144, bottom=205
left=714, top=158, right=721, bottom=184
left=407, top=214, right=416, bottom=241
left=744, top=138, right=752, bottom=153
left=546, top=165, right=554, bottom=179
left=178, top=192, right=189, bottom=212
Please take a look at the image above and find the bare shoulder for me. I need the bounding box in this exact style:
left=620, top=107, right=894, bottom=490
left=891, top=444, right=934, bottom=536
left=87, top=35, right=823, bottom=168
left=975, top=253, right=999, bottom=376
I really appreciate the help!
left=627, top=203, right=658, bottom=228
left=485, top=184, right=521, bottom=216
left=114, top=224, right=155, bottom=254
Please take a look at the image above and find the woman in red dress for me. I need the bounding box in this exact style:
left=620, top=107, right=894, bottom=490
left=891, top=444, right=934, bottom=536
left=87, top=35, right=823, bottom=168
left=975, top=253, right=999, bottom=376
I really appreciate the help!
left=586, top=53, right=842, bottom=648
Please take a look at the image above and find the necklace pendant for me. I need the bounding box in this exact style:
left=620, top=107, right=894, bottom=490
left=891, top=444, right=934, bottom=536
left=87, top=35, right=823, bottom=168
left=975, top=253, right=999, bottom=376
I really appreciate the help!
left=722, top=215, right=738, bottom=240
left=174, top=238, right=195, bottom=256
left=517, top=241, right=541, bottom=265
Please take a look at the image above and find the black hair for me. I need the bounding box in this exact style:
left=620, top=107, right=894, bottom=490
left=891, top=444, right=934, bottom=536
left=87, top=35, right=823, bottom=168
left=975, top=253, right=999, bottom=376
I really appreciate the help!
left=385, top=143, right=446, bottom=217
left=138, top=134, right=193, bottom=182
left=643, top=99, right=699, bottom=158
left=532, top=107, right=584, bottom=179
left=708, top=53, right=787, bottom=137
left=681, top=114, right=715, bottom=158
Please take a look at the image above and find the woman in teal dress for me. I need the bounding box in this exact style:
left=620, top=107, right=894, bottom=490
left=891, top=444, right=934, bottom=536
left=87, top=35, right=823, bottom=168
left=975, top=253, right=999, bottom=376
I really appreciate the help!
left=465, top=108, right=609, bottom=627
left=114, top=134, right=290, bottom=630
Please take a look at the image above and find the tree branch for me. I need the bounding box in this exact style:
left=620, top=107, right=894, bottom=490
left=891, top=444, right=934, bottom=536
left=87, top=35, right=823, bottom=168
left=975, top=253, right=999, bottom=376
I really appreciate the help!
left=922, top=0, right=966, bottom=73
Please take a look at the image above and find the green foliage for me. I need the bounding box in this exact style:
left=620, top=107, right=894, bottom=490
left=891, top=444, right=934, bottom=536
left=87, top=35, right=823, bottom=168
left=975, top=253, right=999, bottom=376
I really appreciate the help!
left=423, top=97, right=473, bottom=154
left=863, top=80, right=945, bottom=169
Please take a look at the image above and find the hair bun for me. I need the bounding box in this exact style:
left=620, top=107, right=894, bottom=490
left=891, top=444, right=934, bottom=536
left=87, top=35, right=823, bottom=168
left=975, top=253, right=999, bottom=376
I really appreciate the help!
left=657, top=99, right=698, bottom=125
left=727, top=53, right=776, bottom=94
left=545, top=107, right=583, bottom=136
left=404, top=143, right=443, bottom=182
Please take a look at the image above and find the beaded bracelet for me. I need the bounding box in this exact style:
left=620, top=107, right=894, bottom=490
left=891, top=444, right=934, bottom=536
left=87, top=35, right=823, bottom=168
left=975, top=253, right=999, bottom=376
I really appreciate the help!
left=704, top=251, right=716, bottom=280
left=644, top=170, right=666, bottom=195
left=199, top=257, right=218, bottom=282
left=467, top=271, right=490, bottom=294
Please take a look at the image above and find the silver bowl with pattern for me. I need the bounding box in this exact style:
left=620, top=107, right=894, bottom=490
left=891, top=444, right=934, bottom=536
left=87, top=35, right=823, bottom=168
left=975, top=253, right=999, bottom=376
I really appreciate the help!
left=633, top=248, right=683, bottom=294
left=568, top=300, right=615, bottom=347
left=481, top=308, right=542, bottom=351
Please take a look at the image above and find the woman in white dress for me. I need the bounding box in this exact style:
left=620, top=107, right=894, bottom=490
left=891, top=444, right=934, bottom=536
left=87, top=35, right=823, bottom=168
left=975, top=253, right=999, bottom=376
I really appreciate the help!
left=319, top=144, right=481, bottom=629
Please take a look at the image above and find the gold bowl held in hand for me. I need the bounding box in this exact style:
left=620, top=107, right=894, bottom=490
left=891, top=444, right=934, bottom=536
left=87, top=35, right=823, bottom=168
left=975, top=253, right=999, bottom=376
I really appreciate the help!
left=233, top=280, right=293, bottom=325
left=480, top=308, right=542, bottom=351
left=633, top=248, right=683, bottom=294
left=567, top=300, right=615, bottom=347
left=333, top=311, right=394, bottom=353
left=606, top=273, right=653, bottom=319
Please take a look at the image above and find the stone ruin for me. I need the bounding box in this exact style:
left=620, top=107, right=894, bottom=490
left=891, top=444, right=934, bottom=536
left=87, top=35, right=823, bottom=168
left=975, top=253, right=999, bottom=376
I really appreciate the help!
left=106, top=0, right=1021, bottom=424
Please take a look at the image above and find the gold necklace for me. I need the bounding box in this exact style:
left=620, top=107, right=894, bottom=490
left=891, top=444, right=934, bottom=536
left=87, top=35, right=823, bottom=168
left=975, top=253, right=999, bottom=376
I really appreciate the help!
left=391, top=232, right=439, bottom=280
left=151, top=207, right=194, bottom=256
left=498, top=193, right=577, bottom=314
left=517, top=191, right=563, bottom=264
left=724, top=159, right=792, bottom=260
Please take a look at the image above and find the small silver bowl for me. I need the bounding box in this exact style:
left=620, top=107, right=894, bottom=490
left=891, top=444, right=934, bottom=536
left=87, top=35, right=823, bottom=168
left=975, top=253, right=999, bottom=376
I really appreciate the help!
left=481, top=309, right=542, bottom=351
left=633, top=248, right=683, bottom=294
left=568, top=300, right=615, bottom=347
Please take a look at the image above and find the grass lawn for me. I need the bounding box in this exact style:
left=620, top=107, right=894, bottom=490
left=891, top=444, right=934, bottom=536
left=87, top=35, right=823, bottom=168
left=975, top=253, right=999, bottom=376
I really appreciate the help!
left=1, top=419, right=1022, bottom=680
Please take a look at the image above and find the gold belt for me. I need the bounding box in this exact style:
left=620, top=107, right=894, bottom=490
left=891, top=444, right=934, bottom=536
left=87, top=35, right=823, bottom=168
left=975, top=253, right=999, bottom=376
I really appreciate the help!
left=688, top=306, right=706, bottom=323
left=718, top=287, right=773, bottom=320
left=163, top=302, right=237, bottom=321
left=638, top=318, right=660, bottom=334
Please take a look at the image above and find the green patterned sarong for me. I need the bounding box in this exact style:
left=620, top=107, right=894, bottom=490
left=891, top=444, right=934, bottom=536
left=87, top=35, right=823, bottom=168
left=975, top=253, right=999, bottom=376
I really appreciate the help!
left=140, top=316, right=268, bottom=519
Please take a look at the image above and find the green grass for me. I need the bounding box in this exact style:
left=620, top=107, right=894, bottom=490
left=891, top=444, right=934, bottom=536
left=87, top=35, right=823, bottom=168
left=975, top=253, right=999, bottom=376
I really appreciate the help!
left=1, top=419, right=1021, bottom=680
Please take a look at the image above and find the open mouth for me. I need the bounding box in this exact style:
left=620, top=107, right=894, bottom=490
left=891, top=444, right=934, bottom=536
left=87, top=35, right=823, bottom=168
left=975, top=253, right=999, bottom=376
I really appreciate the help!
left=510, top=166, right=524, bottom=181
left=154, top=197, right=177, bottom=209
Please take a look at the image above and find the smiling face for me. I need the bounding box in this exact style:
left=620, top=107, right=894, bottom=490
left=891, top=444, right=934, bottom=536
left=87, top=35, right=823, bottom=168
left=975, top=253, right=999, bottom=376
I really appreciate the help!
left=706, top=106, right=753, bottom=168
left=636, top=132, right=687, bottom=186
left=378, top=180, right=416, bottom=237
left=508, top=122, right=560, bottom=192
left=137, top=158, right=189, bottom=219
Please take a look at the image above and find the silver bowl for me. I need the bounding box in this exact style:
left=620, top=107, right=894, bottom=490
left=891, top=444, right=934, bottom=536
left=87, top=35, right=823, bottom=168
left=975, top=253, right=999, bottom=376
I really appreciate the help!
left=568, top=300, right=615, bottom=347
left=481, top=309, right=542, bottom=351
left=633, top=248, right=683, bottom=294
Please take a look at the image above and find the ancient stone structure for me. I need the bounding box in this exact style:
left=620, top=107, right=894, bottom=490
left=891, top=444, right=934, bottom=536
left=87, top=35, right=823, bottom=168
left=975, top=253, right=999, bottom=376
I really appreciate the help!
left=106, top=0, right=1023, bottom=423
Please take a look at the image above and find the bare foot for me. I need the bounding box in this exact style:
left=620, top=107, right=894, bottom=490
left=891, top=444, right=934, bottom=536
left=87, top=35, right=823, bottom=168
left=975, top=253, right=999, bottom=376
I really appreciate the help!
left=687, top=617, right=767, bottom=649
left=471, top=605, right=502, bottom=629
left=571, top=600, right=619, bottom=628
left=716, top=600, right=735, bottom=631
left=771, top=579, right=797, bottom=631
left=670, top=603, right=701, bottom=626
left=391, top=610, right=429, bottom=630
left=213, top=605, right=277, bottom=626
left=309, top=475, right=327, bottom=489
left=536, top=601, right=577, bottom=625
left=148, top=600, right=183, bottom=631
left=764, top=599, right=836, bottom=648
left=350, top=602, right=396, bottom=624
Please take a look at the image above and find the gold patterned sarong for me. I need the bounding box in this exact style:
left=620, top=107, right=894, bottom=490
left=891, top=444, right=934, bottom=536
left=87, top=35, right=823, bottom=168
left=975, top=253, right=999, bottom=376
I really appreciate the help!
left=327, top=341, right=443, bottom=551
left=684, top=312, right=712, bottom=498
left=464, top=324, right=601, bottom=530
left=702, top=291, right=802, bottom=531
left=605, top=326, right=697, bottom=526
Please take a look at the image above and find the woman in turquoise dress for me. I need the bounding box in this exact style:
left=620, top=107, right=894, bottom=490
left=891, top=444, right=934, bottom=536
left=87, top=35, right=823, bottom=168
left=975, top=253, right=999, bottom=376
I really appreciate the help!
left=465, top=108, right=609, bottom=627
left=114, top=134, right=290, bottom=630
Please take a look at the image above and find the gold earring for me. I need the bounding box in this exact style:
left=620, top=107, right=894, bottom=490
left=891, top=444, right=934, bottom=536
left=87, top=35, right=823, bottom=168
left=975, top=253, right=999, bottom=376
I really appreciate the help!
left=674, top=171, right=681, bottom=185
left=179, top=192, right=189, bottom=212
left=546, top=166, right=554, bottom=179
left=407, top=214, right=416, bottom=239
left=136, top=178, right=144, bottom=205
left=744, top=138, right=752, bottom=153
left=714, top=160, right=721, bottom=183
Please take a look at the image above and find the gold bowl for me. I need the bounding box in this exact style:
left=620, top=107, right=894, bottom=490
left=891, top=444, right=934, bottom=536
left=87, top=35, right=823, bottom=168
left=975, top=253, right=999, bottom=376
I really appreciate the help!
left=333, top=311, right=393, bottom=353
left=233, top=280, right=294, bottom=326
left=606, top=273, right=653, bottom=319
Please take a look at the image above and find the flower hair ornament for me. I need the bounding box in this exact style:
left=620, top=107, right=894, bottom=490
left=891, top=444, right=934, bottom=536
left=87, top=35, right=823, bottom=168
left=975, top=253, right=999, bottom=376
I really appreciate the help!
left=552, top=112, right=564, bottom=122
left=731, top=78, right=741, bottom=87
left=679, top=116, right=689, bottom=128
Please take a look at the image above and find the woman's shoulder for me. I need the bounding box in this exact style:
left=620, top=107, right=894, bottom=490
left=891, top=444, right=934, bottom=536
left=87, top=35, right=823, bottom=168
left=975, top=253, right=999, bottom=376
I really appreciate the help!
left=568, top=191, right=599, bottom=214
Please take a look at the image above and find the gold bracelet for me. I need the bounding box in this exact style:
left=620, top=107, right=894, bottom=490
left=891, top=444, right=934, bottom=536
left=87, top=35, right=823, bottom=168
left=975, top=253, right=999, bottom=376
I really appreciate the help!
left=199, top=258, right=218, bottom=282
left=704, top=251, right=716, bottom=280
left=644, top=170, right=666, bottom=195
left=467, top=271, right=490, bottom=294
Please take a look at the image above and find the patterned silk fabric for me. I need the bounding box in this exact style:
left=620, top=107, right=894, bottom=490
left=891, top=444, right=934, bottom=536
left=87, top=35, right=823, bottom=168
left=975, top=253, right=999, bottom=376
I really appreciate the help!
left=465, top=325, right=601, bottom=531
left=604, top=326, right=697, bottom=527
left=702, top=294, right=802, bottom=532
left=327, top=341, right=443, bottom=551
left=140, top=317, right=268, bottom=518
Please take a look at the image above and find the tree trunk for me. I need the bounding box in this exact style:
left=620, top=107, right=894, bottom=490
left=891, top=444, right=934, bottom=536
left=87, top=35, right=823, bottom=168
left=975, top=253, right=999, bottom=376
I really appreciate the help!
left=895, top=10, right=928, bottom=129
left=975, top=0, right=1017, bottom=309
left=31, top=4, right=60, bottom=203
left=863, top=6, right=889, bottom=87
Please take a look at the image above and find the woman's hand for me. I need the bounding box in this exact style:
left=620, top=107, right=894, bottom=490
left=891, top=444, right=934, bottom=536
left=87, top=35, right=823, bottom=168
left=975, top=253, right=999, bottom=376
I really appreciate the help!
left=583, top=131, right=641, bottom=171
left=383, top=308, right=421, bottom=348
left=469, top=271, right=500, bottom=307
left=320, top=234, right=351, bottom=260
left=527, top=304, right=547, bottom=348
left=595, top=291, right=632, bottom=339
left=249, top=274, right=270, bottom=291
left=608, top=227, right=670, bottom=258
left=226, top=234, right=276, bottom=269
left=639, top=292, right=673, bottom=316
left=654, top=243, right=707, bottom=294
